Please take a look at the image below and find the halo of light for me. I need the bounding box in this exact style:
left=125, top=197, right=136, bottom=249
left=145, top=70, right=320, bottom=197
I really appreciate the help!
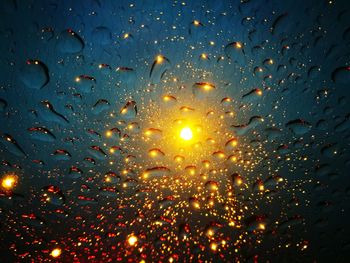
left=180, top=127, right=193, bottom=141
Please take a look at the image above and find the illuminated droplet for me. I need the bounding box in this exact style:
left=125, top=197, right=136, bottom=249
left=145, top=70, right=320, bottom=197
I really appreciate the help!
left=1, top=174, right=17, bottom=190
left=225, top=138, right=238, bottom=150
left=162, top=95, right=177, bottom=106
left=150, top=55, right=171, bottom=84
left=50, top=248, right=62, bottom=258
left=57, top=29, right=84, bottom=53
left=143, top=167, right=170, bottom=179
left=174, top=155, right=185, bottom=163
left=231, top=173, right=243, bottom=187
left=128, top=234, right=138, bottom=246
left=120, top=101, right=137, bottom=119
left=20, top=59, right=49, bottom=89
left=189, top=197, right=200, bottom=209
left=192, top=82, right=216, bottom=99
left=148, top=148, right=165, bottom=159
left=144, top=128, right=162, bottom=140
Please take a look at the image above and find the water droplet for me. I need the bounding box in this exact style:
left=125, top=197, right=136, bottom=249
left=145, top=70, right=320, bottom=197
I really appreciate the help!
left=286, top=119, right=311, bottom=135
left=41, top=185, right=65, bottom=206
left=331, top=66, right=350, bottom=84
left=192, top=82, right=216, bottom=99
left=52, top=149, right=71, bottom=161
left=143, top=167, right=170, bottom=179
left=75, top=75, right=96, bottom=93
left=92, top=26, right=112, bottom=45
left=149, top=55, right=171, bottom=84
left=120, top=101, right=137, bottom=119
left=28, top=127, right=56, bottom=142
left=20, top=60, right=49, bottom=89
left=1, top=134, right=26, bottom=157
left=116, top=67, right=136, bottom=90
left=92, top=99, right=111, bottom=115
left=57, top=29, right=84, bottom=53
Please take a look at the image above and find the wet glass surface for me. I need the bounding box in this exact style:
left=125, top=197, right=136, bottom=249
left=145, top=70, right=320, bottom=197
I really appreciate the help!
left=0, top=0, right=350, bottom=262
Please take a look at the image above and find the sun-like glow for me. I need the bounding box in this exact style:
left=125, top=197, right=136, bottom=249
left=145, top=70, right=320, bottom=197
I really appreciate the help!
left=50, top=248, right=61, bottom=258
left=1, top=174, right=17, bottom=190
left=127, top=234, right=138, bottom=246
left=180, top=127, right=193, bottom=141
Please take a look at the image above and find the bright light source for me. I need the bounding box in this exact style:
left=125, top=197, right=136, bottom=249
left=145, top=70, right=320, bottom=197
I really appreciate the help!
left=1, top=174, right=17, bottom=190
left=128, top=234, right=138, bottom=246
left=180, top=127, right=193, bottom=141
left=156, top=55, right=164, bottom=64
left=50, top=248, right=62, bottom=258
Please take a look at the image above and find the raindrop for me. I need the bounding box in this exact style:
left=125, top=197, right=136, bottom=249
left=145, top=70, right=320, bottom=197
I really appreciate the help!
left=331, top=66, right=350, bottom=84
left=224, top=41, right=244, bottom=64
left=286, top=119, right=311, bottom=135
left=192, top=82, right=216, bottom=99
left=88, top=146, right=107, bottom=160
left=116, top=67, right=136, bottom=90
left=52, top=149, right=71, bottom=161
left=41, top=185, right=65, bottom=206
left=69, top=166, right=83, bottom=179
left=143, top=167, right=170, bottom=179
left=20, top=60, right=49, bottom=89
left=28, top=127, right=56, bottom=142
left=241, top=88, right=263, bottom=104
left=144, top=128, right=162, bottom=140
left=1, top=134, right=26, bottom=157
left=92, top=99, right=111, bottom=115
left=91, top=26, right=112, bottom=45
left=120, top=101, right=137, bottom=119
left=149, top=55, right=171, bottom=84
left=38, top=100, right=69, bottom=125
left=74, top=75, right=96, bottom=93
left=57, top=29, right=84, bottom=53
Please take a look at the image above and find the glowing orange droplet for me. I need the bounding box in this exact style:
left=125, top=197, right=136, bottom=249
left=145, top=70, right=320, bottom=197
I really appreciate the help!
left=259, top=184, right=265, bottom=191
left=162, top=95, right=176, bottom=102
left=156, top=55, right=164, bottom=64
left=200, top=53, right=208, bottom=59
left=210, top=242, right=217, bottom=251
left=50, top=248, right=61, bottom=258
left=174, top=155, right=184, bottom=162
left=128, top=234, right=138, bottom=246
left=1, top=174, right=17, bottom=190
left=259, top=223, right=266, bottom=230
left=193, top=20, right=200, bottom=26
left=256, top=89, right=263, bottom=96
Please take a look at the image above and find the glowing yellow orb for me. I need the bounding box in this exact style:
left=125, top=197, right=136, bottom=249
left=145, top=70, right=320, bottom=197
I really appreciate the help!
left=180, top=127, right=193, bottom=141
left=50, top=248, right=61, bottom=258
left=127, top=235, right=138, bottom=246
left=1, top=174, right=17, bottom=190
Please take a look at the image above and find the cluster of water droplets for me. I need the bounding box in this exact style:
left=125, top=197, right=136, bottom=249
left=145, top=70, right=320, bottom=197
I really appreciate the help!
left=0, top=0, right=350, bottom=262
